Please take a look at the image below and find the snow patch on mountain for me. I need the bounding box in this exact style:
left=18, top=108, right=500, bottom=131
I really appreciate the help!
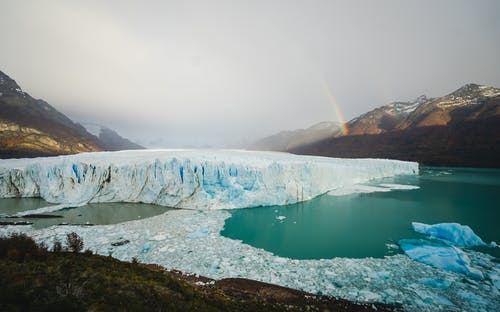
left=81, top=123, right=104, bottom=137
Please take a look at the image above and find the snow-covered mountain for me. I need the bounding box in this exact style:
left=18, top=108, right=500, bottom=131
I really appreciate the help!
left=255, top=83, right=500, bottom=167
left=289, top=83, right=500, bottom=167
left=347, top=95, right=429, bottom=135
left=397, top=84, right=500, bottom=129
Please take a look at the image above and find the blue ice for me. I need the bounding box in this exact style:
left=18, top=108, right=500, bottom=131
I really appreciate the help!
left=412, top=222, right=488, bottom=247
left=419, top=277, right=452, bottom=289
left=189, top=229, right=210, bottom=239
left=398, top=239, right=484, bottom=279
left=141, top=243, right=152, bottom=253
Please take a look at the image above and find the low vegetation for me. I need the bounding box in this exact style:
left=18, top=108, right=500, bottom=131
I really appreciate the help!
left=0, top=233, right=394, bottom=311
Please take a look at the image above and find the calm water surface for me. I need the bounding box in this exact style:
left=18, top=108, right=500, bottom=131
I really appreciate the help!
left=0, top=199, right=171, bottom=229
left=221, top=167, right=500, bottom=259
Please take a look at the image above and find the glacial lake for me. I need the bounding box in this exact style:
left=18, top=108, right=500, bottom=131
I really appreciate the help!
left=0, top=199, right=171, bottom=229
left=1, top=167, right=499, bottom=259
left=221, top=167, right=500, bottom=259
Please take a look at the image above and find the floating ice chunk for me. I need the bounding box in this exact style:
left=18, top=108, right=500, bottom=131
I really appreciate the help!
left=151, top=233, right=167, bottom=241
left=379, top=183, right=420, bottom=190
left=328, top=183, right=419, bottom=196
left=358, top=290, right=381, bottom=302
left=141, top=243, right=152, bottom=253
left=386, top=243, right=399, bottom=250
left=457, top=290, right=488, bottom=305
left=399, top=239, right=484, bottom=279
left=489, top=269, right=500, bottom=289
left=413, top=289, right=455, bottom=307
left=276, top=215, right=286, bottom=221
left=15, top=202, right=87, bottom=216
left=419, top=278, right=452, bottom=289
left=208, top=261, right=219, bottom=275
left=327, top=185, right=391, bottom=196
left=189, top=229, right=210, bottom=239
left=368, top=271, right=391, bottom=280
left=412, top=222, right=487, bottom=247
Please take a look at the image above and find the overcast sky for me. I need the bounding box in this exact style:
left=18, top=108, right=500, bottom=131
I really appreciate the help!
left=1, top=0, right=500, bottom=147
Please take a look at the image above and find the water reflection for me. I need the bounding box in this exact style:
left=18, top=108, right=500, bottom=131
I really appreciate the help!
left=0, top=200, right=172, bottom=229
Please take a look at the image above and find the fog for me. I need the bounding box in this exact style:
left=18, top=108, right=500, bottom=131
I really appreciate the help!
left=1, top=0, right=500, bottom=147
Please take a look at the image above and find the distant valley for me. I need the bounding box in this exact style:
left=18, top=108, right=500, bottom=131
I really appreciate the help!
left=254, top=84, right=500, bottom=168
left=0, top=70, right=143, bottom=158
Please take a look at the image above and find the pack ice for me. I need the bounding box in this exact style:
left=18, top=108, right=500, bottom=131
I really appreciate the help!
left=0, top=150, right=418, bottom=209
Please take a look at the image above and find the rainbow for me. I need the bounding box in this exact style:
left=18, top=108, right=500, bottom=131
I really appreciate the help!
left=320, top=79, right=348, bottom=135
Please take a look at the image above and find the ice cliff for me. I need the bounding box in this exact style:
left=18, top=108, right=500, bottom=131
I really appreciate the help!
left=0, top=150, right=418, bottom=209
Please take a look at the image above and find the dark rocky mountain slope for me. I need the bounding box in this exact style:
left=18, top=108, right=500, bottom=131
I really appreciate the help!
left=0, top=70, right=143, bottom=158
left=262, top=84, right=500, bottom=167
left=80, top=123, right=143, bottom=151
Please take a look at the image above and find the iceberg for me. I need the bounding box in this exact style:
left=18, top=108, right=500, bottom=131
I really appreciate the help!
left=327, top=183, right=419, bottom=196
left=399, top=239, right=483, bottom=279
left=327, top=184, right=392, bottom=196
left=412, top=222, right=488, bottom=247
left=0, top=150, right=418, bottom=210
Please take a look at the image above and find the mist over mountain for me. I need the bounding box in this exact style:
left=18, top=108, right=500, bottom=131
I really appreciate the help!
left=251, top=121, right=343, bottom=152
left=0, top=70, right=143, bottom=158
left=80, top=123, right=143, bottom=151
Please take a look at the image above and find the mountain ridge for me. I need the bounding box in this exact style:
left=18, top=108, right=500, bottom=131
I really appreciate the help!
left=80, top=123, right=143, bottom=151
left=254, top=83, right=500, bottom=167
left=251, top=121, right=343, bottom=152
left=0, top=70, right=143, bottom=158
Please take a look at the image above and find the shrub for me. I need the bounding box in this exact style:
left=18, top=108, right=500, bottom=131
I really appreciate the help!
left=0, top=233, right=47, bottom=261
left=52, top=240, right=63, bottom=252
left=66, top=232, right=84, bottom=253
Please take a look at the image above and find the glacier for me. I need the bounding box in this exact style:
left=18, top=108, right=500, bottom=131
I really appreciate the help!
left=0, top=149, right=418, bottom=209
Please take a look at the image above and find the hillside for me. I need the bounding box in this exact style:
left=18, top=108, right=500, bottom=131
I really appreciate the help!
left=81, top=123, right=143, bottom=151
left=252, top=121, right=343, bottom=151
left=0, top=71, right=143, bottom=158
left=346, top=95, right=428, bottom=135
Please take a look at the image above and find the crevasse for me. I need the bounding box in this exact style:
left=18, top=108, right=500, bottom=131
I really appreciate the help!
left=0, top=150, right=418, bottom=209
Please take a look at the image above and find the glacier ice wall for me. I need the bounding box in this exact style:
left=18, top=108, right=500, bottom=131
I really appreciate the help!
left=0, top=150, right=418, bottom=209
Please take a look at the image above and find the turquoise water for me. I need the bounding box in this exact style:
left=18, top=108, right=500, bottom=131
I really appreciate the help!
left=221, top=167, right=500, bottom=259
left=0, top=199, right=171, bottom=229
